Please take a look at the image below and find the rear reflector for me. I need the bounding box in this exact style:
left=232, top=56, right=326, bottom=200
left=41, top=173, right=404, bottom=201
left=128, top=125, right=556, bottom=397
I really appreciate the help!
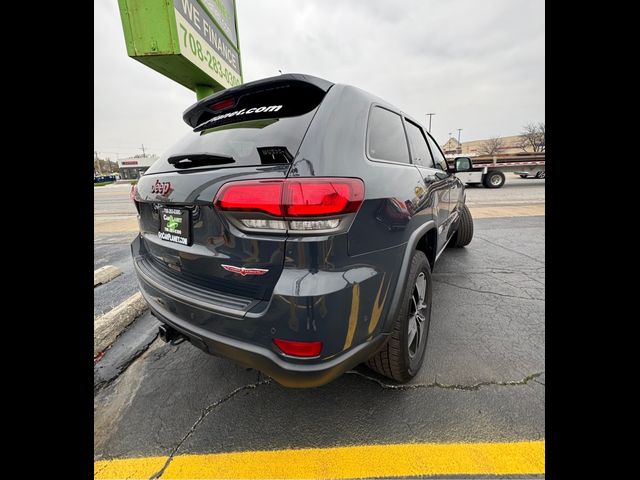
left=214, top=178, right=364, bottom=218
left=273, top=338, right=322, bottom=357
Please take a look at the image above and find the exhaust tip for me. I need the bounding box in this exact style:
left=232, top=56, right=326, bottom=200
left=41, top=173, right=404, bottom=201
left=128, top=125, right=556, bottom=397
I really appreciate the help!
left=158, top=324, right=186, bottom=345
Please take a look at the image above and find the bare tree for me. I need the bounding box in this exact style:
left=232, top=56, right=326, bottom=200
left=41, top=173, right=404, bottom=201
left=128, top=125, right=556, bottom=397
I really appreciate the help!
left=519, top=122, right=545, bottom=152
left=536, top=122, right=545, bottom=151
left=479, top=136, right=504, bottom=155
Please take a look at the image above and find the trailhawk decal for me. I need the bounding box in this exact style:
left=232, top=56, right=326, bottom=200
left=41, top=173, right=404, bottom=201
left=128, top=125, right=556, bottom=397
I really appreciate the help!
left=221, top=264, right=269, bottom=276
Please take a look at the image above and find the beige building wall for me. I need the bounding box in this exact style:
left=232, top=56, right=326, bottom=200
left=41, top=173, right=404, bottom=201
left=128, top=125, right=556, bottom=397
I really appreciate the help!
left=441, top=135, right=536, bottom=155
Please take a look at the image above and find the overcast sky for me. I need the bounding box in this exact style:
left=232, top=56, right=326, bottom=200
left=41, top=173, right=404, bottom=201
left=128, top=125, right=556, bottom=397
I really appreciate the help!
left=94, top=0, right=544, bottom=160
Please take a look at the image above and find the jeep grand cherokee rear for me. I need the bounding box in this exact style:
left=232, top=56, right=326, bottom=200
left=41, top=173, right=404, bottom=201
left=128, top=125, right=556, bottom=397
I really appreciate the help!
left=131, top=73, right=473, bottom=387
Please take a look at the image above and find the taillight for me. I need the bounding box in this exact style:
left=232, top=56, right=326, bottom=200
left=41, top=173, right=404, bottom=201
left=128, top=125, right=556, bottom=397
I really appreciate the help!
left=283, top=179, right=363, bottom=217
left=215, top=180, right=283, bottom=216
left=214, top=177, right=364, bottom=234
left=273, top=338, right=322, bottom=357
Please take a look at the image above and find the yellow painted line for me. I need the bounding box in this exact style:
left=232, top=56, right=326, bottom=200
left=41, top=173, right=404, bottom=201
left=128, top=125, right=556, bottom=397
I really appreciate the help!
left=94, top=455, right=166, bottom=479
left=469, top=204, right=545, bottom=219
left=94, top=440, right=544, bottom=479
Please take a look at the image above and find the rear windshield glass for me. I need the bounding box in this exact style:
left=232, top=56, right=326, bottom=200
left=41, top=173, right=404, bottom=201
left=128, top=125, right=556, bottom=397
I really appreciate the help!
left=146, top=83, right=327, bottom=174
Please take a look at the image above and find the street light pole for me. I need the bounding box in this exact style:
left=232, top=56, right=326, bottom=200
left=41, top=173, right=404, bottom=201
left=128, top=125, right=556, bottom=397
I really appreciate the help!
left=426, top=113, right=436, bottom=132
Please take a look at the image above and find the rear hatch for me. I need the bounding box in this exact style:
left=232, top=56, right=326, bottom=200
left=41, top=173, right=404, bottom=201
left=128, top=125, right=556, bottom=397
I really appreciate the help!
left=134, top=75, right=333, bottom=302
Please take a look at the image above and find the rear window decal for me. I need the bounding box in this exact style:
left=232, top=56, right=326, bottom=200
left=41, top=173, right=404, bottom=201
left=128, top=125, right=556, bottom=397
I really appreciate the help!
left=208, top=105, right=283, bottom=124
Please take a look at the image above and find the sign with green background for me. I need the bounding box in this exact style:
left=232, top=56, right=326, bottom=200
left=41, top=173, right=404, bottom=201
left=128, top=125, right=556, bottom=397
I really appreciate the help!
left=118, top=0, right=242, bottom=99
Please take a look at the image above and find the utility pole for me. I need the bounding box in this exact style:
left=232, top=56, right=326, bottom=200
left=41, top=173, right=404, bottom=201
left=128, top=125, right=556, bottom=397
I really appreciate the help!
left=457, top=129, right=462, bottom=153
left=140, top=144, right=146, bottom=157
left=426, top=113, right=436, bottom=132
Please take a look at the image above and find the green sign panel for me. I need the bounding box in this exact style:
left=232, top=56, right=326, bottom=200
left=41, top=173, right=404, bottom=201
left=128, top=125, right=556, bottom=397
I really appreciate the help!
left=118, top=0, right=242, bottom=98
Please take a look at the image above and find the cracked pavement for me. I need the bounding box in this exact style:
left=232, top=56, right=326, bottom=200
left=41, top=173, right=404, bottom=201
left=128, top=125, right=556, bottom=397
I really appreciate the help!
left=94, top=215, right=545, bottom=468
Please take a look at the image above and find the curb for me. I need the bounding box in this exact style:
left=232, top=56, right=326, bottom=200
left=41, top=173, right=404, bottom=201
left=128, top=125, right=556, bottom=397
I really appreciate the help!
left=94, top=265, right=122, bottom=287
left=94, top=291, right=148, bottom=357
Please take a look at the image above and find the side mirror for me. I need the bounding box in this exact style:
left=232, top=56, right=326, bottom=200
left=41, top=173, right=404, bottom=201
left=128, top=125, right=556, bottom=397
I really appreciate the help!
left=454, top=157, right=473, bottom=172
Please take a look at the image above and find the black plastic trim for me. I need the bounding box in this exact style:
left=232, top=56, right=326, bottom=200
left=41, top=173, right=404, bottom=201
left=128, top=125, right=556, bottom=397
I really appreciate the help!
left=134, top=254, right=257, bottom=316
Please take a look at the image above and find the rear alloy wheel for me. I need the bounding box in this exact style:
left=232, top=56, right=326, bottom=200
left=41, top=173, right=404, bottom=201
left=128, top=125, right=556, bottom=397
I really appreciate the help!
left=366, top=250, right=432, bottom=382
left=449, top=203, right=474, bottom=247
left=407, top=273, right=428, bottom=359
left=484, top=170, right=505, bottom=188
left=535, top=171, right=545, bottom=179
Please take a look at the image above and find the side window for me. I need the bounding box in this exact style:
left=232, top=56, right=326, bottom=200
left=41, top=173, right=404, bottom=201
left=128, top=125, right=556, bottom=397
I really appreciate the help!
left=404, top=120, right=435, bottom=168
left=425, top=133, right=448, bottom=171
left=367, top=106, right=411, bottom=164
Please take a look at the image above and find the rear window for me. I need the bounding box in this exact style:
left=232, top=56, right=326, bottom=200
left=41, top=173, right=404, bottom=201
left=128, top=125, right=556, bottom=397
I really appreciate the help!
left=146, top=82, right=327, bottom=174
left=367, top=106, right=410, bottom=164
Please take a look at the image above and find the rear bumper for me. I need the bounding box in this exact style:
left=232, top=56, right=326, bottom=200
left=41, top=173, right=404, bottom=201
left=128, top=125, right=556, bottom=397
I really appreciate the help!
left=145, top=297, right=387, bottom=388
left=131, top=234, right=396, bottom=387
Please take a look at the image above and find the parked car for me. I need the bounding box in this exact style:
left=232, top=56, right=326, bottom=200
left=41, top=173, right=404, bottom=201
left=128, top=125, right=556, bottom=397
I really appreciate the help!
left=94, top=175, right=117, bottom=183
left=130, top=74, right=474, bottom=387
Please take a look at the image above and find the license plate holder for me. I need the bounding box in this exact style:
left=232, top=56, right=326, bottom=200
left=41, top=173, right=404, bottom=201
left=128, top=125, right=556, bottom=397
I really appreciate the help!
left=158, top=207, right=191, bottom=246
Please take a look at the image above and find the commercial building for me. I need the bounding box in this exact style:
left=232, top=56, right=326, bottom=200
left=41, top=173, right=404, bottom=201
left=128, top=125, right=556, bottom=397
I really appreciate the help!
left=117, top=155, right=159, bottom=180
left=441, top=135, right=537, bottom=156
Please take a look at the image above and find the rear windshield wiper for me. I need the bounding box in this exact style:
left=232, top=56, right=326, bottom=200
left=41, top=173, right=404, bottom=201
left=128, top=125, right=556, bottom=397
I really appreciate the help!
left=168, top=154, right=235, bottom=169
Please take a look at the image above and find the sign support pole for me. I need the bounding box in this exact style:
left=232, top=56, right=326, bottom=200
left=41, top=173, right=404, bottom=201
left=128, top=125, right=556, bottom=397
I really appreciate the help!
left=195, top=85, right=216, bottom=101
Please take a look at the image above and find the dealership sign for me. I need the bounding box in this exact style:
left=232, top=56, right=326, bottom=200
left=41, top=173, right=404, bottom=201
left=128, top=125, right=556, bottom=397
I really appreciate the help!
left=118, top=0, right=242, bottom=96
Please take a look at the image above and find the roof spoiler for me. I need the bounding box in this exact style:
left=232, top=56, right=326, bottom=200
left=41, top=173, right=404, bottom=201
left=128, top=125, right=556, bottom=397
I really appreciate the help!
left=182, top=74, right=334, bottom=130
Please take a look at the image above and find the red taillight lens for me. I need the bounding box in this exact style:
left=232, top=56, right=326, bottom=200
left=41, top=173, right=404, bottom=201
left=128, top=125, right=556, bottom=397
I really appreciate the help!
left=283, top=178, right=364, bottom=217
left=273, top=338, right=322, bottom=357
left=214, top=178, right=364, bottom=218
left=214, top=180, right=284, bottom=216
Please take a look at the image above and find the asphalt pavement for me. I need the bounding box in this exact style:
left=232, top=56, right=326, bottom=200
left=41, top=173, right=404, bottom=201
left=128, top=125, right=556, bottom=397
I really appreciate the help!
left=94, top=176, right=545, bottom=479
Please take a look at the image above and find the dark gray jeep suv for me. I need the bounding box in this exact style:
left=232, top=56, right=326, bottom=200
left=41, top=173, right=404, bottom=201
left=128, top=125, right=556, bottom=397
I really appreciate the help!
left=131, top=74, right=474, bottom=387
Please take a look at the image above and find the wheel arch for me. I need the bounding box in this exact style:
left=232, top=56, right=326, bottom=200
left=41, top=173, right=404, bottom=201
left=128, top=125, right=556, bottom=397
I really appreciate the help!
left=380, top=220, right=436, bottom=335
left=416, top=226, right=438, bottom=272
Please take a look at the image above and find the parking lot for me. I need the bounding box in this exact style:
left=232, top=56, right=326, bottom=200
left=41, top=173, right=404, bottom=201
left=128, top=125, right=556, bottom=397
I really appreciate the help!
left=94, top=176, right=545, bottom=479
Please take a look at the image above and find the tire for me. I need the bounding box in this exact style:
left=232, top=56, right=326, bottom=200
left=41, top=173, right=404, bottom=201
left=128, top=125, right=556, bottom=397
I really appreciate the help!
left=483, top=170, right=505, bottom=188
left=535, top=171, right=545, bottom=179
left=450, top=203, right=474, bottom=247
left=519, top=174, right=528, bottom=178
left=366, top=250, right=432, bottom=383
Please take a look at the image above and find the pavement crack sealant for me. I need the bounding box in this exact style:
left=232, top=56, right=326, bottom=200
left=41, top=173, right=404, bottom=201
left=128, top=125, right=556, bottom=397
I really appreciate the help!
left=346, top=370, right=544, bottom=391
left=432, top=278, right=544, bottom=302
left=149, top=378, right=273, bottom=480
